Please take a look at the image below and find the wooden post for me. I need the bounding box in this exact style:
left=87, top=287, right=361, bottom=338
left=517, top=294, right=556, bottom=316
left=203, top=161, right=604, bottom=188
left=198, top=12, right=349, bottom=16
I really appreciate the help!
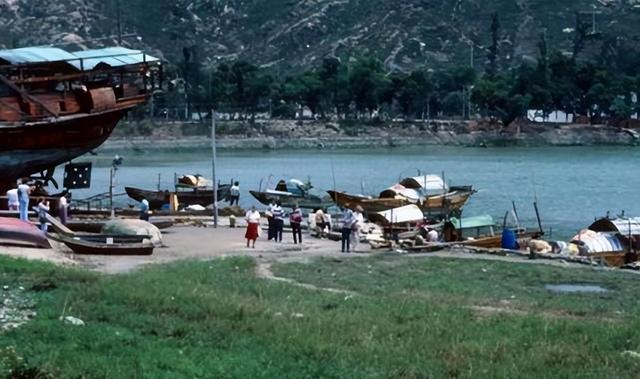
left=533, top=201, right=543, bottom=234
left=211, top=109, right=218, bottom=228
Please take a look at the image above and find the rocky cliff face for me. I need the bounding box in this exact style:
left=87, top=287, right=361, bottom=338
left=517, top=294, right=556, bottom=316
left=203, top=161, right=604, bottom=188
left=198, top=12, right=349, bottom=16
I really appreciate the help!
left=2, top=0, right=640, bottom=72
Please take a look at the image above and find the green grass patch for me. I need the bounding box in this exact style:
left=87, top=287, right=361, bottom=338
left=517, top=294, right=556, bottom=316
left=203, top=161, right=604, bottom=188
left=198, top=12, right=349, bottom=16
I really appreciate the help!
left=1, top=254, right=640, bottom=378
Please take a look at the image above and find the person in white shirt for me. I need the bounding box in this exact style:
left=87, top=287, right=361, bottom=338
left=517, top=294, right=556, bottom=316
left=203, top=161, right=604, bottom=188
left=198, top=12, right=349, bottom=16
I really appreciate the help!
left=229, top=181, right=240, bottom=206
left=17, top=179, right=31, bottom=222
left=271, top=201, right=284, bottom=242
left=351, top=206, right=365, bottom=252
left=244, top=206, right=261, bottom=248
left=6, top=188, right=19, bottom=211
left=58, top=195, right=68, bottom=225
left=266, top=200, right=276, bottom=241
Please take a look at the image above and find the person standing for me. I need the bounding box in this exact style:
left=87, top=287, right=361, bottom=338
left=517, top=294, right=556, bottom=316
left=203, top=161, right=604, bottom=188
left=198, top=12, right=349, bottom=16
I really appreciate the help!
left=17, top=179, right=31, bottom=222
left=351, top=206, right=365, bottom=252
left=58, top=195, right=68, bottom=225
left=272, top=201, right=284, bottom=242
left=229, top=181, right=240, bottom=206
left=244, top=206, right=261, bottom=248
left=6, top=187, right=19, bottom=211
left=36, top=197, right=50, bottom=232
left=314, top=208, right=326, bottom=238
left=139, top=198, right=150, bottom=221
left=290, top=205, right=303, bottom=244
left=340, top=208, right=355, bottom=253
left=266, top=200, right=276, bottom=241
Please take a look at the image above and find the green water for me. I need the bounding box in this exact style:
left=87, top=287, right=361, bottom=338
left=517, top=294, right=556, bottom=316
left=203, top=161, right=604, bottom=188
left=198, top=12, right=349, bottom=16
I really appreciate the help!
left=63, top=145, right=640, bottom=240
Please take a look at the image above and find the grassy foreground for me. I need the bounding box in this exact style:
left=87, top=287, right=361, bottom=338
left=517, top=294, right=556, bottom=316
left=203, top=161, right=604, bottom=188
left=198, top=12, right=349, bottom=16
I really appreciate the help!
left=1, top=254, right=640, bottom=378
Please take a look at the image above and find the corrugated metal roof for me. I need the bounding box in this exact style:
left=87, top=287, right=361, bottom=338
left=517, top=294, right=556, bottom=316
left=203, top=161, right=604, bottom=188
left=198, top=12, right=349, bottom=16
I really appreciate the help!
left=571, top=229, right=624, bottom=253
left=0, top=46, right=77, bottom=64
left=589, top=217, right=640, bottom=236
left=68, top=47, right=159, bottom=70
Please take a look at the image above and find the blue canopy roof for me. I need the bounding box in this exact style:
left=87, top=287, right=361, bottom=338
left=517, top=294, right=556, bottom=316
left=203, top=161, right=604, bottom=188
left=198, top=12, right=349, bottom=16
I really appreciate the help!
left=0, top=46, right=159, bottom=71
left=69, top=47, right=159, bottom=70
left=0, top=47, right=77, bottom=65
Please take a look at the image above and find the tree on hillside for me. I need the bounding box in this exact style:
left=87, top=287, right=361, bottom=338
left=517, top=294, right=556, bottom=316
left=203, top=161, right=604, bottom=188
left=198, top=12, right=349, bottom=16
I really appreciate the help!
left=486, top=12, right=500, bottom=78
left=348, top=56, right=390, bottom=118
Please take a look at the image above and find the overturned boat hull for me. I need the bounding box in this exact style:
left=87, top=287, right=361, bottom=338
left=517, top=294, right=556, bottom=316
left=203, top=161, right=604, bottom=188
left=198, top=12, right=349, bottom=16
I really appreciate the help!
left=0, top=217, right=51, bottom=248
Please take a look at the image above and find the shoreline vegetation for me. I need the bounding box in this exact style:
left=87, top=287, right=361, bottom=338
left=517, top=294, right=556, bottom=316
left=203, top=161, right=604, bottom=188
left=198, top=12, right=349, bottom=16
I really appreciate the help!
left=101, top=119, right=640, bottom=152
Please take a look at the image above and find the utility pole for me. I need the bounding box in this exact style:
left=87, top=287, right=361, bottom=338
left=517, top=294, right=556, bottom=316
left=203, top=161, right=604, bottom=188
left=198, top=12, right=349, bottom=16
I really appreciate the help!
left=109, top=168, right=114, bottom=217
left=211, top=109, right=218, bottom=228
left=116, top=0, right=122, bottom=45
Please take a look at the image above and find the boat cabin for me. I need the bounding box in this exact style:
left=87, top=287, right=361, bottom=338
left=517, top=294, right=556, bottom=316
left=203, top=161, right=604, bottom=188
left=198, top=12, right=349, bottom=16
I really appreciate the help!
left=0, top=46, right=161, bottom=122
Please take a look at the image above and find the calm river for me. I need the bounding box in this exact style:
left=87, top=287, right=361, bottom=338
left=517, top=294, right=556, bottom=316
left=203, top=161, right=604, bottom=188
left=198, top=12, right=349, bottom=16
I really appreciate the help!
left=60, top=146, right=640, bottom=240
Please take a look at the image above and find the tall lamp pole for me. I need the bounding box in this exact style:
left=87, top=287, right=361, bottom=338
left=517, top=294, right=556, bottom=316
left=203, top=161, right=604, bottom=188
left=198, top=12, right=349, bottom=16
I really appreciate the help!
left=211, top=109, right=218, bottom=228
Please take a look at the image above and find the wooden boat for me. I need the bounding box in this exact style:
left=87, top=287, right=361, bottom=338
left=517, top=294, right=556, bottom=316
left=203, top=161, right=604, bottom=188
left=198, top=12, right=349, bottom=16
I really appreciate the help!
left=250, top=178, right=334, bottom=210
left=0, top=46, right=160, bottom=192
left=48, top=232, right=154, bottom=255
left=125, top=183, right=231, bottom=210
left=328, top=175, right=475, bottom=217
left=0, top=216, right=51, bottom=248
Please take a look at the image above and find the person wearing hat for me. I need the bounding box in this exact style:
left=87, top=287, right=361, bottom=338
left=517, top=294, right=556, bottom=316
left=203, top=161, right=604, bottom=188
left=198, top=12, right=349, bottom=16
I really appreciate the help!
left=351, top=205, right=365, bottom=252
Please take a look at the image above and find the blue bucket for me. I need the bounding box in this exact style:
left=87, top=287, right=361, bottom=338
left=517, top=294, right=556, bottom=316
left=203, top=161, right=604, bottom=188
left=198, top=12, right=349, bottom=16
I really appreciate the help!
left=501, top=229, right=517, bottom=249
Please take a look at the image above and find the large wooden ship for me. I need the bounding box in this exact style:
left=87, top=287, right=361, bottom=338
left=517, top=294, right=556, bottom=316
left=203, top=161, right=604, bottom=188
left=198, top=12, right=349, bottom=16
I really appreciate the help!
left=0, top=46, right=161, bottom=191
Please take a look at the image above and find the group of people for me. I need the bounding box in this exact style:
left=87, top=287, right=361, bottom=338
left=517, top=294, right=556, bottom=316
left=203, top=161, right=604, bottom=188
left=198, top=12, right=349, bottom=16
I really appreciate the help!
left=339, top=206, right=364, bottom=253
left=243, top=201, right=307, bottom=248
left=243, top=201, right=366, bottom=253
left=5, top=178, right=68, bottom=232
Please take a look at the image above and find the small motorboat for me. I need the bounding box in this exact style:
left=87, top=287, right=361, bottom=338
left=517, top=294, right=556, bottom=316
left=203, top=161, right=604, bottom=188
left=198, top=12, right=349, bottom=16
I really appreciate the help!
left=250, top=178, right=334, bottom=210
left=0, top=216, right=51, bottom=248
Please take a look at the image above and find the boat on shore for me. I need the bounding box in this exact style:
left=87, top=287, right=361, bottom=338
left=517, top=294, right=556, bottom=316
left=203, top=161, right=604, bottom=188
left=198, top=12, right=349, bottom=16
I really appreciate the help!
left=0, top=217, right=50, bottom=248
left=48, top=232, right=154, bottom=255
left=328, top=175, right=475, bottom=217
left=125, top=175, right=231, bottom=210
left=250, top=178, right=333, bottom=210
left=66, top=219, right=174, bottom=233
left=0, top=46, right=160, bottom=192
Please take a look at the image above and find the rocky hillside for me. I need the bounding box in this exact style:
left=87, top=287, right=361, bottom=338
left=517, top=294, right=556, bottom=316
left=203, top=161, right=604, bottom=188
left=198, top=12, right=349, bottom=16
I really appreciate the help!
left=2, top=0, right=640, bottom=72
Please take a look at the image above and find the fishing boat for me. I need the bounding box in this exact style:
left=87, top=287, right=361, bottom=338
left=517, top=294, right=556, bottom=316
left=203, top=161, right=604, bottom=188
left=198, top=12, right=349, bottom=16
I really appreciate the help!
left=249, top=178, right=334, bottom=210
left=328, top=175, right=475, bottom=218
left=48, top=232, right=154, bottom=255
left=0, top=46, right=160, bottom=192
left=125, top=175, right=232, bottom=210
left=0, top=217, right=50, bottom=248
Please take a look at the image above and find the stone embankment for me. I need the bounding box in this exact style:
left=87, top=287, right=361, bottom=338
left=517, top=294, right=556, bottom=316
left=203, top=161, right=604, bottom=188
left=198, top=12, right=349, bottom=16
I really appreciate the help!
left=99, top=119, right=640, bottom=152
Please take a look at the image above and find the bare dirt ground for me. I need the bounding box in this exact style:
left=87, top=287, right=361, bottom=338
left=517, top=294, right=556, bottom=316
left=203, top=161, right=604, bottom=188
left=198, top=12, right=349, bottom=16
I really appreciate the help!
left=0, top=224, right=371, bottom=274
left=0, top=222, right=610, bottom=278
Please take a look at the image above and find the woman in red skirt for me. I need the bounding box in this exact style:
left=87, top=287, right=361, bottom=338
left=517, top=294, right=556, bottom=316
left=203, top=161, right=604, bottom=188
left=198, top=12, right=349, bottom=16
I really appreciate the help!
left=245, top=206, right=261, bottom=248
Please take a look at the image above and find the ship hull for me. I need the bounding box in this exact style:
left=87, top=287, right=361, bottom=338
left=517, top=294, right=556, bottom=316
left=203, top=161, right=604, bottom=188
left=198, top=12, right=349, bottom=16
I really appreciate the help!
left=0, top=107, right=130, bottom=183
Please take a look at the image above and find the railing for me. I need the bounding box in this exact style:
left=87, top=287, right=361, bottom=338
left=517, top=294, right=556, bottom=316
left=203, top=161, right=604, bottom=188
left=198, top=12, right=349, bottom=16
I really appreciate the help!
left=70, top=192, right=127, bottom=212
